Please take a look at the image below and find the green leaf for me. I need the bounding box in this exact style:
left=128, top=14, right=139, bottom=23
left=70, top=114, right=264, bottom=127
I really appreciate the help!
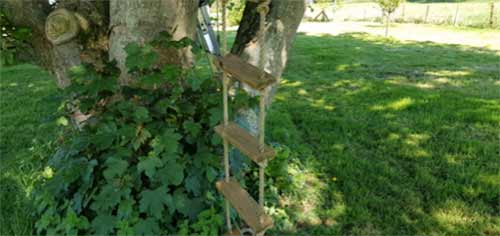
left=183, top=120, right=201, bottom=137
left=157, top=162, right=184, bottom=186
left=133, top=128, right=151, bottom=150
left=139, top=186, right=169, bottom=219
left=125, top=43, right=158, bottom=71
left=187, top=75, right=206, bottom=91
left=133, top=107, right=150, bottom=123
left=133, top=218, right=160, bottom=236
left=117, top=199, right=135, bottom=219
left=91, top=214, right=117, bottom=235
left=116, top=220, right=134, bottom=236
left=161, top=64, right=182, bottom=83
left=150, top=129, right=181, bottom=156
left=137, top=156, right=163, bottom=180
left=186, top=174, right=201, bottom=196
left=208, top=107, right=222, bottom=127
left=103, top=157, right=128, bottom=180
left=206, top=167, right=217, bottom=182
left=57, top=117, right=69, bottom=126
left=173, top=189, right=189, bottom=216
left=91, top=184, right=130, bottom=212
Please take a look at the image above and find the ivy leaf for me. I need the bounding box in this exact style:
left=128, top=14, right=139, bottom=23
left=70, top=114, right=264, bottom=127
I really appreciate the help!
left=62, top=208, right=89, bottom=234
left=125, top=43, right=158, bottom=71
left=103, top=157, right=128, bottom=181
left=208, top=107, right=222, bottom=127
left=133, top=128, right=151, bottom=151
left=139, top=186, right=169, bottom=219
left=150, top=129, right=181, bottom=156
left=134, top=218, right=160, bottom=236
left=133, top=107, right=150, bottom=123
left=117, top=199, right=135, bottom=219
left=91, top=214, right=117, bottom=235
left=116, top=220, right=134, bottom=236
left=157, top=162, right=184, bottom=186
left=186, top=174, right=201, bottom=196
left=173, top=189, right=189, bottom=216
left=183, top=120, right=201, bottom=137
left=161, top=64, right=182, bottom=83
left=205, top=166, right=217, bottom=182
left=137, top=156, right=163, bottom=180
left=187, top=75, right=206, bottom=91
left=91, top=184, right=130, bottom=212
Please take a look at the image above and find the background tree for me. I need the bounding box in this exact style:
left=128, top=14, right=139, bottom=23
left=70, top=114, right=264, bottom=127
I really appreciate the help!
left=376, top=0, right=404, bottom=36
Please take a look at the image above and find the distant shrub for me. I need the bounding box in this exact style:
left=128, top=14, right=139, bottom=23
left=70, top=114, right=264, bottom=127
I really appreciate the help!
left=227, top=0, right=246, bottom=26
left=0, top=11, right=32, bottom=66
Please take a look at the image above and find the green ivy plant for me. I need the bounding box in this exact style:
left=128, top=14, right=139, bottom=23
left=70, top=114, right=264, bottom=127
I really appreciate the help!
left=32, top=33, right=242, bottom=235
left=33, top=30, right=298, bottom=235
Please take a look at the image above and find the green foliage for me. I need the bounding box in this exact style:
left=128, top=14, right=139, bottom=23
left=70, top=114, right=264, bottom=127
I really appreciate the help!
left=227, top=0, right=246, bottom=26
left=32, top=33, right=238, bottom=235
left=376, top=0, right=405, bottom=14
left=0, top=11, right=32, bottom=66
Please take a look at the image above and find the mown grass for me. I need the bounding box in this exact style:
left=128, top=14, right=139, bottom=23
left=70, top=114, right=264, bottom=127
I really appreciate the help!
left=266, top=33, right=500, bottom=235
left=0, top=64, right=61, bottom=235
left=0, top=32, right=499, bottom=235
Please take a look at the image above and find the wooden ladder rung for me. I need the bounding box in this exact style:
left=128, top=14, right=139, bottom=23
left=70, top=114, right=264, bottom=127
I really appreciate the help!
left=225, top=229, right=241, bottom=236
left=215, top=122, right=275, bottom=165
left=216, top=54, right=277, bottom=90
left=216, top=180, right=273, bottom=234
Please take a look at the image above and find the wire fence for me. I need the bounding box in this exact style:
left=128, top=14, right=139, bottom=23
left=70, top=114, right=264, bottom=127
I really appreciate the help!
left=304, top=2, right=500, bottom=29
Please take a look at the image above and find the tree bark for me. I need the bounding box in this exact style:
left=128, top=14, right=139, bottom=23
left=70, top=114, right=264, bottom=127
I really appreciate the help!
left=109, top=0, right=198, bottom=84
left=230, top=0, right=306, bottom=134
left=1, top=0, right=109, bottom=88
left=232, top=0, right=306, bottom=102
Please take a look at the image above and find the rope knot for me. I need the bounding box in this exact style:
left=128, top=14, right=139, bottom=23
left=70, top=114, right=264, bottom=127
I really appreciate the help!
left=256, top=0, right=271, bottom=15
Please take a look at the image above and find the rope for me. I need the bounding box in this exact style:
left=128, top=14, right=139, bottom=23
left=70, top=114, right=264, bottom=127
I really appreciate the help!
left=256, top=0, right=271, bottom=209
left=256, top=0, right=271, bottom=71
left=220, top=0, right=232, bottom=232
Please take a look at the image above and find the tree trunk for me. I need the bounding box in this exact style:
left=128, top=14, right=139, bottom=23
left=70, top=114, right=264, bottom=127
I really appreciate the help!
left=232, top=0, right=306, bottom=102
left=230, top=0, right=306, bottom=134
left=2, top=0, right=198, bottom=87
left=109, top=0, right=198, bottom=84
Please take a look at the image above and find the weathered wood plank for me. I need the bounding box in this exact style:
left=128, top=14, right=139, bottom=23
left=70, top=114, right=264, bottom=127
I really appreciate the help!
left=216, top=180, right=273, bottom=234
left=216, top=54, right=277, bottom=91
left=215, top=122, right=275, bottom=165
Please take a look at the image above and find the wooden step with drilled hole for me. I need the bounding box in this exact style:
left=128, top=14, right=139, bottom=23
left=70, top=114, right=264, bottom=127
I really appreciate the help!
left=216, top=54, right=277, bottom=91
left=225, top=229, right=241, bottom=236
left=215, top=122, right=275, bottom=165
left=216, top=180, right=273, bottom=234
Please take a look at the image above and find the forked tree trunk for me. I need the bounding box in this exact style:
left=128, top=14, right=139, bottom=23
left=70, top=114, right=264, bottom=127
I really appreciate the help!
left=3, top=0, right=304, bottom=92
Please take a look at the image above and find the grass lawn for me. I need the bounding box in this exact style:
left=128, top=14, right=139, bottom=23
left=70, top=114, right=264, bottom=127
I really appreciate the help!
left=0, top=64, right=61, bottom=235
left=1, top=31, right=499, bottom=235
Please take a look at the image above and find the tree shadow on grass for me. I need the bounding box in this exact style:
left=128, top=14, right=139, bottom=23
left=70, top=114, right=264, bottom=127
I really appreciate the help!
left=268, top=32, right=500, bottom=235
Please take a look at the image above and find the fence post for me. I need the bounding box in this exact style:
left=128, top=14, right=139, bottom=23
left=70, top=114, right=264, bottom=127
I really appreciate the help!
left=490, top=2, right=495, bottom=27
left=401, top=3, right=405, bottom=21
left=424, top=4, right=430, bottom=23
left=453, top=2, right=460, bottom=26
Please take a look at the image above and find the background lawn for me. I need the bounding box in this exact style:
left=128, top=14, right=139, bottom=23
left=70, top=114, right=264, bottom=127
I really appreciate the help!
left=1, top=30, right=499, bottom=234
